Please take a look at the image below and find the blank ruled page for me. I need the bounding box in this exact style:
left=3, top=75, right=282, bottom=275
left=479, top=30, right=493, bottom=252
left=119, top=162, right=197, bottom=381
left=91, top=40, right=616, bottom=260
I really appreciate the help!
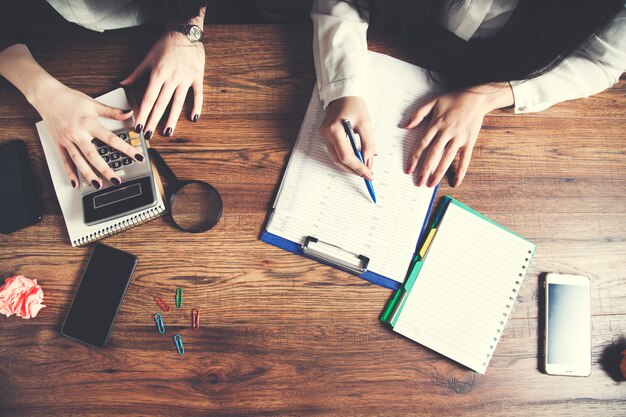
left=266, top=52, right=442, bottom=283
left=392, top=201, right=536, bottom=374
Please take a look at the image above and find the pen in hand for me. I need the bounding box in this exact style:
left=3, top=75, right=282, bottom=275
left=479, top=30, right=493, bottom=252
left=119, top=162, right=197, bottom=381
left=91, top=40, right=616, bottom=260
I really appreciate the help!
left=342, top=119, right=377, bottom=203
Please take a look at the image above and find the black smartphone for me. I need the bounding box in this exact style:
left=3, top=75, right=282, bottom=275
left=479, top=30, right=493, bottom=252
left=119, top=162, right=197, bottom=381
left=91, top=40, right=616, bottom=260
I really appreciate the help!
left=0, top=140, right=42, bottom=234
left=61, top=243, right=137, bottom=347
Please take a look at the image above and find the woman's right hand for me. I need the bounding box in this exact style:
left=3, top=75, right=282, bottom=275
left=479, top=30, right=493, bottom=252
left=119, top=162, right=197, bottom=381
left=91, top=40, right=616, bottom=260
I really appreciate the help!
left=319, top=96, right=375, bottom=180
left=32, top=81, right=144, bottom=189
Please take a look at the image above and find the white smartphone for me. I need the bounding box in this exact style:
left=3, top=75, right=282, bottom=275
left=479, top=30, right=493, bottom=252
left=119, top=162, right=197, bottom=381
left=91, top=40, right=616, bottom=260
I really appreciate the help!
left=544, top=273, right=591, bottom=376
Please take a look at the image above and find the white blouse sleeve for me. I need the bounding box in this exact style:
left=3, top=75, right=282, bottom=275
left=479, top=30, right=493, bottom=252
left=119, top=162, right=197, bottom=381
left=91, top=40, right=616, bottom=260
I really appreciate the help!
left=311, top=0, right=369, bottom=109
left=510, top=10, right=626, bottom=114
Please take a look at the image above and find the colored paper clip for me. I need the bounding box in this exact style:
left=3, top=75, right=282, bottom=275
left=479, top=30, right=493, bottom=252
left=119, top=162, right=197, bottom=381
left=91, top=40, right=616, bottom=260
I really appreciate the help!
left=175, top=288, right=183, bottom=308
left=192, top=308, right=199, bottom=329
left=173, top=334, right=184, bottom=355
left=155, top=296, right=170, bottom=312
left=154, top=313, right=165, bottom=334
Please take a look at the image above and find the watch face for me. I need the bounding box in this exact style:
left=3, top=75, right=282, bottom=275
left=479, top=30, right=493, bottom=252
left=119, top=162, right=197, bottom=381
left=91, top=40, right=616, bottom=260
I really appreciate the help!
left=188, top=25, right=202, bottom=41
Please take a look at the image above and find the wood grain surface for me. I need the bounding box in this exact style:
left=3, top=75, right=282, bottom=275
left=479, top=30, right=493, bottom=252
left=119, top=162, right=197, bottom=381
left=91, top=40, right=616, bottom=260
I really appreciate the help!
left=0, top=24, right=625, bottom=417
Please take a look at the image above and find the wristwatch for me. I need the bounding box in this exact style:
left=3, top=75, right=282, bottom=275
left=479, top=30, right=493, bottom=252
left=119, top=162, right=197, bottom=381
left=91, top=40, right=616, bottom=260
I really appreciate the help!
left=172, top=24, right=204, bottom=43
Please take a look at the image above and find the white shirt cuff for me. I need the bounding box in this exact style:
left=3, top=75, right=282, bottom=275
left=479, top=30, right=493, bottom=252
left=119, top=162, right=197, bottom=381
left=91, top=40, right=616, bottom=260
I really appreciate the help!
left=318, top=78, right=366, bottom=110
left=510, top=80, right=537, bottom=114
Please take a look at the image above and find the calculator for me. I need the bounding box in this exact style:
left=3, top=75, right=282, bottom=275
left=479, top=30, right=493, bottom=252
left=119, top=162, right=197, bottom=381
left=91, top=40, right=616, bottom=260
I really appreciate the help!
left=80, top=128, right=157, bottom=225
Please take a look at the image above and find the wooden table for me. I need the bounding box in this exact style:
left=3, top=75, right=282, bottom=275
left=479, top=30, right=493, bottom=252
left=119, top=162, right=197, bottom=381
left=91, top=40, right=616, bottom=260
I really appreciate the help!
left=0, top=24, right=625, bottom=417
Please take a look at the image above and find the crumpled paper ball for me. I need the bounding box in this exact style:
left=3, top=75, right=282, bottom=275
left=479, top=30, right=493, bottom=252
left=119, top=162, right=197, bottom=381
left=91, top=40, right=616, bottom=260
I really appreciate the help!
left=0, top=275, right=46, bottom=319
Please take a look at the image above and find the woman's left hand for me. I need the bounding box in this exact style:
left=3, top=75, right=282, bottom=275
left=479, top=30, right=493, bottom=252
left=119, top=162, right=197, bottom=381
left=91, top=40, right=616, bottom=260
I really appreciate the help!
left=120, top=30, right=205, bottom=138
left=405, top=83, right=514, bottom=188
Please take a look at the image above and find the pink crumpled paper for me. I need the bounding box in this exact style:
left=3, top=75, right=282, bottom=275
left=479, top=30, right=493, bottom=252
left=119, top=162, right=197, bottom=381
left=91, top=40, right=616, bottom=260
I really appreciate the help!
left=0, top=275, right=46, bottom=319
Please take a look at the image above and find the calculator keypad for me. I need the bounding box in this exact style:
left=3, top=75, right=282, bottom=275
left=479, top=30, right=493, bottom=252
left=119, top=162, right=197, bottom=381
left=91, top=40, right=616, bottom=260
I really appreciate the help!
left=81, top=128, right=149, bottom=192
left=92, top=130, right=142, bottom=172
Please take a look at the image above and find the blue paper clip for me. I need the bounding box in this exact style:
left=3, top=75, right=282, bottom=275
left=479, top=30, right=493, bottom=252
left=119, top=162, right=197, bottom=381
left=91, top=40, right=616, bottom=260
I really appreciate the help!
left=154, top=313, right=165, bottom=334
left=173, top=333, right=184, bottom=355
left=175, top=288, right=182, bottom=308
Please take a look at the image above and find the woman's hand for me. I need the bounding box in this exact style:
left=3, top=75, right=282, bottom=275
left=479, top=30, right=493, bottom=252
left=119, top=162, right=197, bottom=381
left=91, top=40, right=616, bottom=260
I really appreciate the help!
left=405, top=83, right=514, bottom=187
left=319, top=96, right=375, bottom=180
left=120, top=30, right=205, bottom=138
left=0, top=44, right=143, bottom=188
left=32, top=80, right=144, bottom=189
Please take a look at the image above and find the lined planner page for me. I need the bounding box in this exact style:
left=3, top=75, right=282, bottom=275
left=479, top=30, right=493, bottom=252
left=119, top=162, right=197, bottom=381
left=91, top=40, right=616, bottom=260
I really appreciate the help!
left=266, top=52, right=442, bottom=283
left=392, top=202, right=535, bottom=374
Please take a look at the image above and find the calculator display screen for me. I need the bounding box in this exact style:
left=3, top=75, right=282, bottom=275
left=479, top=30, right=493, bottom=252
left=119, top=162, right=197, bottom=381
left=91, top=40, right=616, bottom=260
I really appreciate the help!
left=93, top=183, right=142, bottom=209
left=83, top=176, right=156, bottom=225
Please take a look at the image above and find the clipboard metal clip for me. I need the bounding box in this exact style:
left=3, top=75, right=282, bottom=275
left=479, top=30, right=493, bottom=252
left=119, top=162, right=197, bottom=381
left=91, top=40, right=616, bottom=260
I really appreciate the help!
left=302, top=236, right=370, bottom=275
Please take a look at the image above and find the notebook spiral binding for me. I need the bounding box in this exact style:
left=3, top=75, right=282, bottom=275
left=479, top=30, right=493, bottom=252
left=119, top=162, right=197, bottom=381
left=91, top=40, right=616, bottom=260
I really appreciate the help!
left=482, top=248, right=535, bottom=367
left=72, top=204, right=166, bottom=247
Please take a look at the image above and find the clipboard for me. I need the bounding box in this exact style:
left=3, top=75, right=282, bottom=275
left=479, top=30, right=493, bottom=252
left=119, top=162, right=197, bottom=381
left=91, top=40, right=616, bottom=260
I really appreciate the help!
left=261, top=186, right=438, bottom=290
left=260, top=52, right=446, bottom=290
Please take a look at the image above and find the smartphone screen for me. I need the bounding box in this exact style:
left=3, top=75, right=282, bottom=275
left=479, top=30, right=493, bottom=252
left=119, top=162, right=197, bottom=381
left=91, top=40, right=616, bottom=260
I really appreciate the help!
left=62, top=244, right=137, bottom=347
left=545, top=274, right=591, bottom=376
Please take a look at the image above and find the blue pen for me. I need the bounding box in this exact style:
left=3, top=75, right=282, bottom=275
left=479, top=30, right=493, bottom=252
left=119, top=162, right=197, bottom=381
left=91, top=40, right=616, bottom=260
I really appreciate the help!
left=342, top=119, right=376, bottom=203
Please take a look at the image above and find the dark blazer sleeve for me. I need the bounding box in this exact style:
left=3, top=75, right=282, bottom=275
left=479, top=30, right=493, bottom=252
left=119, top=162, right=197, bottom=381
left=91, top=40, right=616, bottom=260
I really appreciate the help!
left=0, top=15, right=25, bottom=51
left=0, top=0, right=86, bottom=52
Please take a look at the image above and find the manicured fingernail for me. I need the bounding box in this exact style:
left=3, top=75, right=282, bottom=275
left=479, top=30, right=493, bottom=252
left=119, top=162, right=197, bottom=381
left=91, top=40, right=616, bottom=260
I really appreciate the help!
left=71, top=180, right=76, bottom=188
left=91, top=180, right=101, bottom=190
left=192, top=114, right=199, bottom=122
left=416, top=175, right=425, bottom=186
left=144, top=130, right=152, bottom=139
left=135, top=153, right=144, bottom=162
left=123, top=109, right=132, bottom=113
left=135, top=124, right=143, bottom=133
left=111, top=177, right=121, bottom=186
left=164, top=127, right=172, bottom=137
left=427, top=176, right=437, bottom=187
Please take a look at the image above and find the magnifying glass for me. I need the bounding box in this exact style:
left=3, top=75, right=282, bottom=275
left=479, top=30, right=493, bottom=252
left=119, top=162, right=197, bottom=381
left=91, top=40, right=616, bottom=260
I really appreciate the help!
left=148, top=148, right=223, bottom=233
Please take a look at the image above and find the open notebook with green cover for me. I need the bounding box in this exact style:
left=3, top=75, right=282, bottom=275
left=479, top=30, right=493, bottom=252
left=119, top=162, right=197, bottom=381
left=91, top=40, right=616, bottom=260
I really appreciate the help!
left=381, top=196, right=536, bottom=374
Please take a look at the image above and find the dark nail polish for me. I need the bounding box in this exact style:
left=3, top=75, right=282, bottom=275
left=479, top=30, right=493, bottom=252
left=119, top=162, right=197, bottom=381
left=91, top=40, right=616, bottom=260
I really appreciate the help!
left=91, top=180, right=101, bottom=190
left=144, top=130, right=152, bottom=139
left=192, top=114, right=199, bottom=122
left=165, top=127, right=172, bottom=137
left=111, top=177, right=121, bottom=186
left=71, top=180, right=76, bottom=188
left=135, top=153, right=144, bottom=162
left=135, top=124, right=143, bottom=133
left=417, top=175, right=425, bottom=186
left=123, top=109, right=132, bottom=113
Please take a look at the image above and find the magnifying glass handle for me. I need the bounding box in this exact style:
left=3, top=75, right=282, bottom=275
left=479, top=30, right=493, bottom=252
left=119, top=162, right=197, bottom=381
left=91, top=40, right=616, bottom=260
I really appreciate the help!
left=149, top=148, right=180, bottom=183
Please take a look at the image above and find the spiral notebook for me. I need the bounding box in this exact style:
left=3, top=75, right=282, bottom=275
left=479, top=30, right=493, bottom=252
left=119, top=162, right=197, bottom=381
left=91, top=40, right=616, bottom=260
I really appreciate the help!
left=35, top=88, right=166, bottom=247
left=381, top=196, right=536, bottom=374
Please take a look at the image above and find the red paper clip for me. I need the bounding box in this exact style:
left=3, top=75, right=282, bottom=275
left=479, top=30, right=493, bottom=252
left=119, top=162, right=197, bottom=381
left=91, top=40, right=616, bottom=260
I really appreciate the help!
left=155, top=296, right=170, bottom=312
left=192, top=308, right=199, bottom=329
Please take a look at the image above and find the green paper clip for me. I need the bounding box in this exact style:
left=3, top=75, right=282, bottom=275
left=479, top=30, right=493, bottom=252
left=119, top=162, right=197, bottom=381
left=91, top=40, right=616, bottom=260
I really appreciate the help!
left=173, top=333, right=184, bottom=355
left=154, top=313, right=165, bottom=334
left=175, top=288, right=183, bottom=308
